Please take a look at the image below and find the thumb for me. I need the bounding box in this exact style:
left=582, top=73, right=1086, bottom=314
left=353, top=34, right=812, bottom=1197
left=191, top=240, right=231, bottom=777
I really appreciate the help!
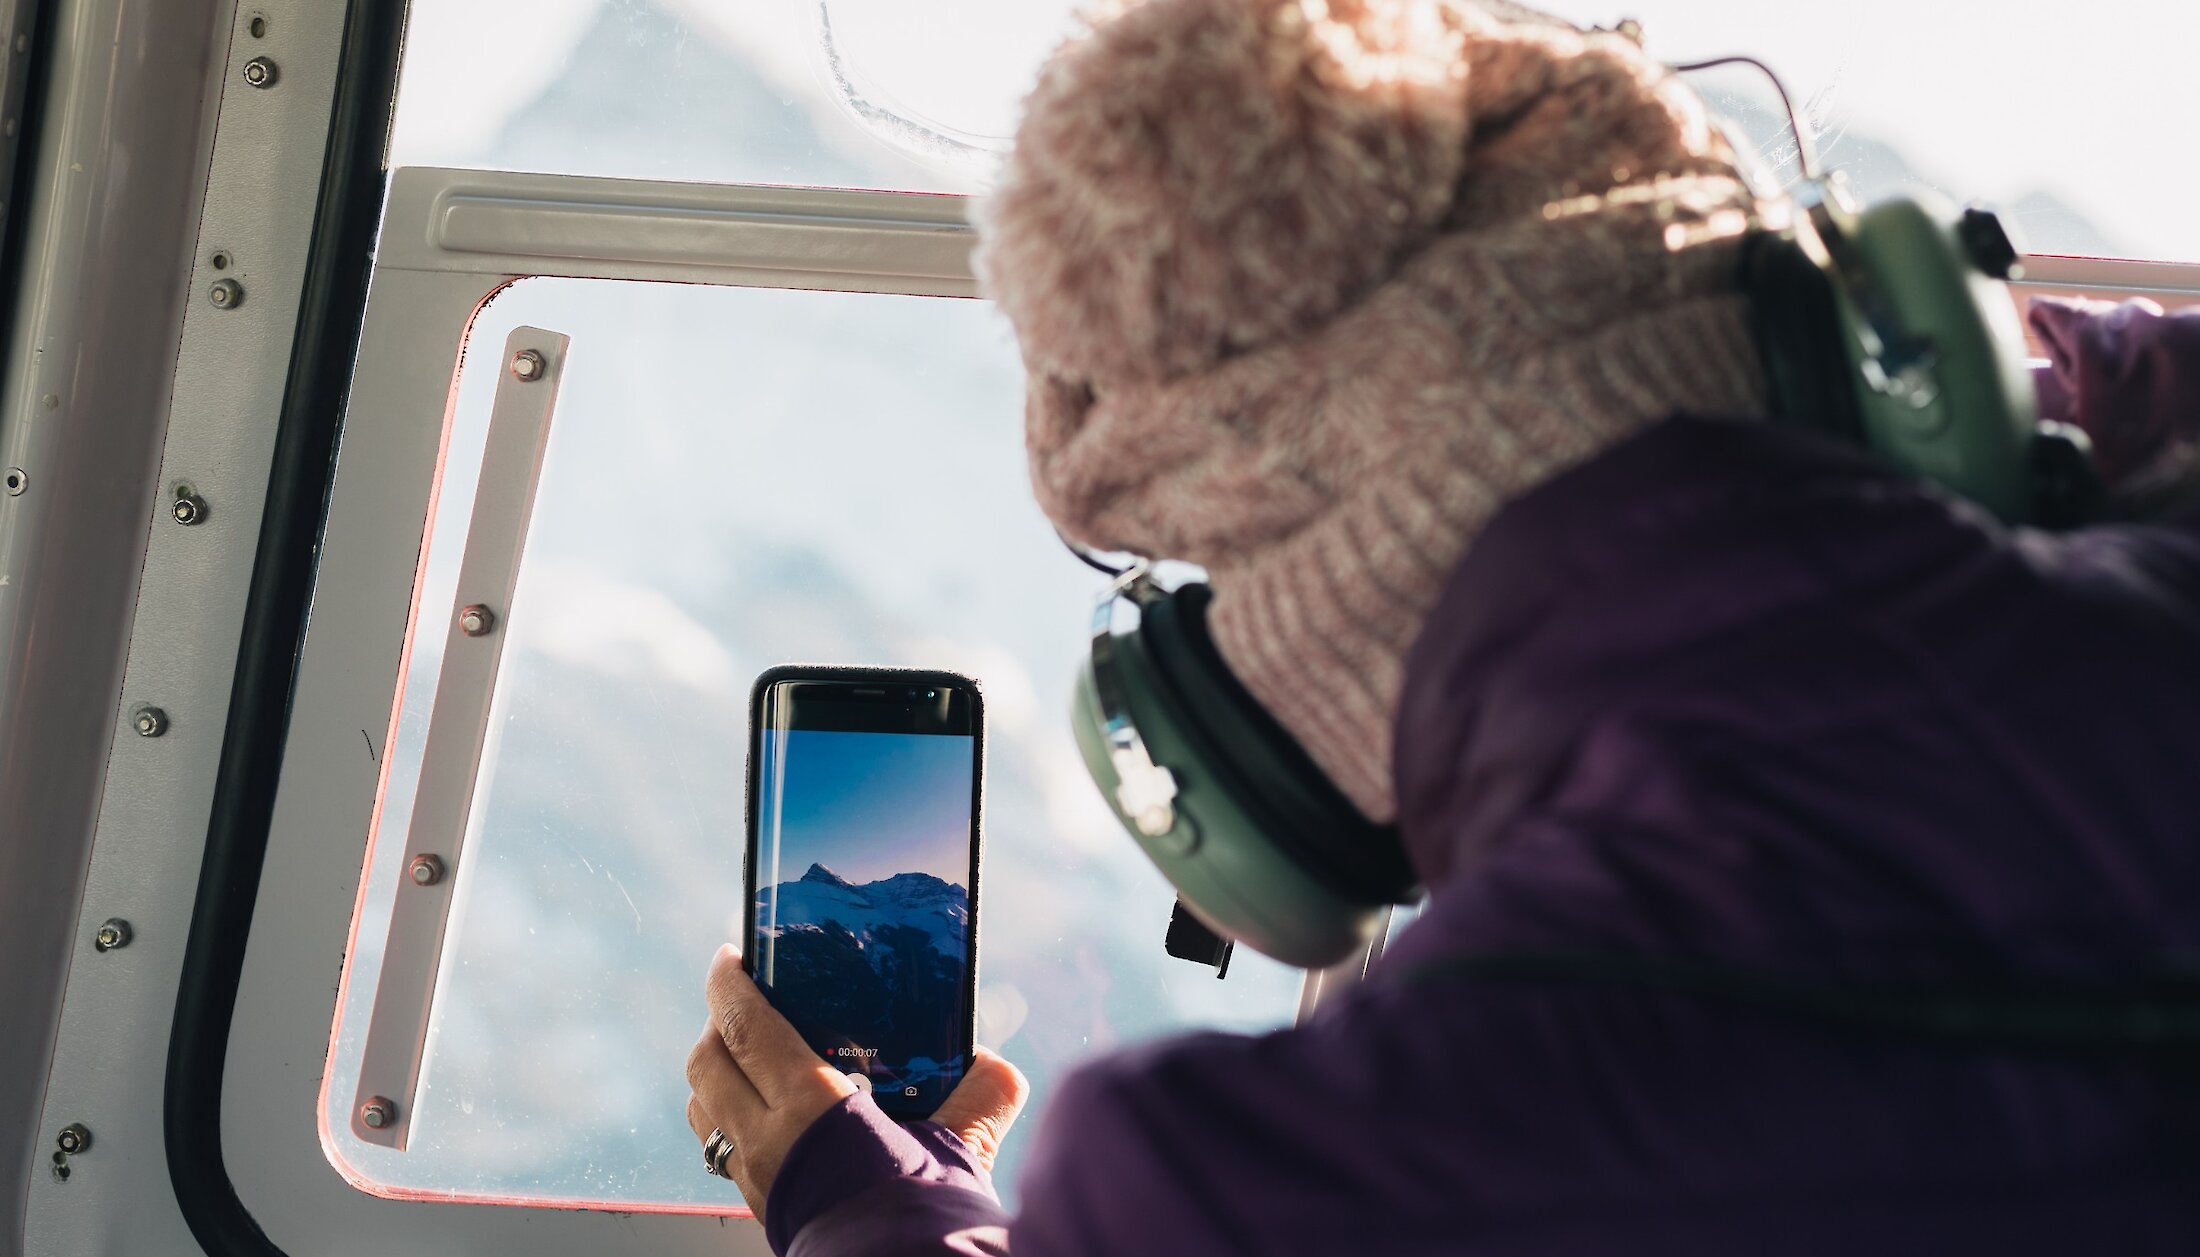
left=930, top=1046, right=1029, bottom=1173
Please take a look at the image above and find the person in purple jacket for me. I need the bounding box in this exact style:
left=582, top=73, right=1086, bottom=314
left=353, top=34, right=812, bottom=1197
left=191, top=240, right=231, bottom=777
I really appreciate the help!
left=685, top=1, right=2200, bottom=1252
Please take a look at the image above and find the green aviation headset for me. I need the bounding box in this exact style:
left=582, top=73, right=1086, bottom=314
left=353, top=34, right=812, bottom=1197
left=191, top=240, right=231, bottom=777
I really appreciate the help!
left=1067, top=55, right=2103, bottom=973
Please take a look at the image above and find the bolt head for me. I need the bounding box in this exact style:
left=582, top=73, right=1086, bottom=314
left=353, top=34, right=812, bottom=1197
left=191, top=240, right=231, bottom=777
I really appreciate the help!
left=458, top=604, right=496, bottom=636
left=510, top=349, right=545, bottom=382
left=171, top=494, right=205, bottom=525
left=408, top=854, right=445, bottom=886
left=93, top=919, right=131, bottom=952
left=132, top=706, right=168, bottom=737
left=55, top=1124, right=91, bottom=1155
left=242, top=56, right=277, bottom=88
left=359, top=1097, right=396, bottom=1130
left=208, top=278, right=244, bottom=309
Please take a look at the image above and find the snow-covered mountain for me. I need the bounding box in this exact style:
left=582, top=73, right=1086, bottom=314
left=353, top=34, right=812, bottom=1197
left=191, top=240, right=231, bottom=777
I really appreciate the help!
left=759, top=862, right=968, bottom=963
left=754, top=864, right=971, bottom=1080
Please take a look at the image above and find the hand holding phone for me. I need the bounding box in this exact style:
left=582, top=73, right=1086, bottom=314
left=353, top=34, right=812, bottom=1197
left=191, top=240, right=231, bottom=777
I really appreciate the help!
left=742, top=666, right=984, bottom=1120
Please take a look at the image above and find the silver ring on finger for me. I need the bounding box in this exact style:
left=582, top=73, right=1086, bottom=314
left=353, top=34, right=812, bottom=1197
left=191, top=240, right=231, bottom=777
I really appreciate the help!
left=702, top=1127, right=734, bottom=1178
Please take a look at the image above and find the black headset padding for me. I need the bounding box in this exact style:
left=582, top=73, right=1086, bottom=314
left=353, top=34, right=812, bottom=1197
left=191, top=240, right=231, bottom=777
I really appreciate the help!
left=1137, top=582, right=1420, bottom=905
left=1744, top=229, right=1866, bottom=446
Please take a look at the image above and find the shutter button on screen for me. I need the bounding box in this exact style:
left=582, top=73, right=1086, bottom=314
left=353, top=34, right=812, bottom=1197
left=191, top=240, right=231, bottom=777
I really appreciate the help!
left=903, top=1086, right=919, bottom=1097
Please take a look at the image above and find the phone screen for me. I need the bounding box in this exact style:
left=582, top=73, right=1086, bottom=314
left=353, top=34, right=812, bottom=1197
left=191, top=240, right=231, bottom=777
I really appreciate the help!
left=745, top=676, right=980, bottom=1118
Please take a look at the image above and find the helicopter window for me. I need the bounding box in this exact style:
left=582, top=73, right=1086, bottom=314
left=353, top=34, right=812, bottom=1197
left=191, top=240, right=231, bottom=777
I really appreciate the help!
left=322, top=276, right=1304, bottom=1211
left=397, top=0, right=2191, bottom=262
left=276, top=0, right=2200, bottom=1226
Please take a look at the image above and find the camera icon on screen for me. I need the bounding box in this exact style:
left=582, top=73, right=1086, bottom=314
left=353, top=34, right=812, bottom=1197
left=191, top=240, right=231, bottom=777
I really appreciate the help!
left=904, top=1086, right=919, bottom=1097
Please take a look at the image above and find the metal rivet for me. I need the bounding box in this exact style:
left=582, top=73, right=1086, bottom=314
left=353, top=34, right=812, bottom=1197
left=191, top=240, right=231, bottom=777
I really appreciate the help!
left=458, top=604, right=496, bottom=636
left=241, top=56, right=276, bottom=88
left=408, top=854, right=445, bottom=886
left=132, top=706, right=168, bottom=737
left=171, top=492, right=207, bottom=525
left=93, top=919, right=131, bottom=952
left=55, top=1124, right=91, bottom=1155
left=509, top=349, right=545, bottom=382
left=208, top=278, right=243, bottom=309
left=4, top=468, right=23, bottom=495
left=359, top=1097, right=396, bottom=1130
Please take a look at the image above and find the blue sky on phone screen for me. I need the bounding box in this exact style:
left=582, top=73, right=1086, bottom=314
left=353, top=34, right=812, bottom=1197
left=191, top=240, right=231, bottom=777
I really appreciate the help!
left=757, top=729, right=974, bottom=887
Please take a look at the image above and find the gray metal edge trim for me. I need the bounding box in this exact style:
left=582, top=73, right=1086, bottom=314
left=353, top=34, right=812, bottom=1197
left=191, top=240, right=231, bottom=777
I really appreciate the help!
left=385, top=166, right=978, bottom=294
left=2012, top=255, right=2200, bottom=297
left=349, top=325, right=569, bottom=1151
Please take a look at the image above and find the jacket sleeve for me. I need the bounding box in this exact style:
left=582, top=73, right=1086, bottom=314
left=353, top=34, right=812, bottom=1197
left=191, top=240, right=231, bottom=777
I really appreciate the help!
left=1003, top=998, right=1537, bottom=1257
left=766, top=1092, right=1011, bottom=1257
left=2027, top=296, right=2200, bottom=490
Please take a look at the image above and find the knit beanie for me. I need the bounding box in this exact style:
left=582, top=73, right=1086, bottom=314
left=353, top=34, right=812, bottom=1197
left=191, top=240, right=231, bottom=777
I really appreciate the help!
left=974, top=0, right=1770, bottom=822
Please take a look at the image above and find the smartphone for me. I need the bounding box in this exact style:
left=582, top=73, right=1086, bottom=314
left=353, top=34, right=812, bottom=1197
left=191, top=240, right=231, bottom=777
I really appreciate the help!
left=742, top=666, right=983, bottom=1120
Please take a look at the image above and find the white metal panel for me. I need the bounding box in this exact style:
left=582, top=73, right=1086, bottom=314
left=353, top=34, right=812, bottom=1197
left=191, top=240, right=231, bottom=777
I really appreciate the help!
left=19, top=1, right=344, bottom=1255
left=0, top=0, right=228, bottom=1241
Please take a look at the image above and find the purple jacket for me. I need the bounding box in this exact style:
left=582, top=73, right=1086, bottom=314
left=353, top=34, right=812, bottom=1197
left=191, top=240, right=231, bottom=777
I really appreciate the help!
left=766, top=299, right=2200, bottom=1255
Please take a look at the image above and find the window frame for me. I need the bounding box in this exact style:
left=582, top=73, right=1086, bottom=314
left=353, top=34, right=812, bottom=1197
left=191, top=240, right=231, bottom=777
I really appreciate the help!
left=227, top=167, right=1016, bottom=1247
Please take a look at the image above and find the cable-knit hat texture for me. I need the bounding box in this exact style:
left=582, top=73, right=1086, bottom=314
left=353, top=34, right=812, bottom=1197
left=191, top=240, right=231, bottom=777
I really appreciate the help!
left=975, top=0, right=1770, bottom=821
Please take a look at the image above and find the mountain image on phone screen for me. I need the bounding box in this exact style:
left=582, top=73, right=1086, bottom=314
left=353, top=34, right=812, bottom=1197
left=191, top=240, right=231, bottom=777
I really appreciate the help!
left=751, top=725, right=975, bottom=1112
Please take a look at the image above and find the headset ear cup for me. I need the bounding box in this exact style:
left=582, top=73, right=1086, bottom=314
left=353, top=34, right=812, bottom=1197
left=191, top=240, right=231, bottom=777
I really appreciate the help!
left=1137, top=585, right=1419, bottom=903
left=1747, top=230, right=1866, bottom=445
left=1072, top=578, right=1418, bottom=969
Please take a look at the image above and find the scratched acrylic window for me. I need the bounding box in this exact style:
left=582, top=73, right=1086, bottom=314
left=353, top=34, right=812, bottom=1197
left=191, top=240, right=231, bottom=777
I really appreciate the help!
left=387, top=0, right=1082, bottom=196
left=391, top=0, right=2193, bottom=260
left=321, top=279, right=1306, bottom=1210
left=1538, top=0, right=2199, bottom=263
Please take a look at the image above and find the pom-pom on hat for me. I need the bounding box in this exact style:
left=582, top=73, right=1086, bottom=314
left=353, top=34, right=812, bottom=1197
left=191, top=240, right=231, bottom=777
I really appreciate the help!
left=976, top=0, right=1770, bottom=821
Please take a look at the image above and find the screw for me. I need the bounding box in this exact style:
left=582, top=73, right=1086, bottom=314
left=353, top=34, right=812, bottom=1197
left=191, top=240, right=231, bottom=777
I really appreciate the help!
left=359, top=1097, right=396, bottom=1130
left=172, top=491, right=207, bottom=525
left=5, top=467, right=23, bottom=495
left=458, top=604, right=496, bottom=636
left=55, top=1124, right=91, bottom=1155
left=132, top=706, right=168, bottom=737
left=509, top=349, right=545, bottom=382
left=93, top=919, right=132, bottom=952
left=408, top=854, right=445, bottom=886
left=208, top=278, right=244, bottom=309
left=241, top=56, right=277, bottom=88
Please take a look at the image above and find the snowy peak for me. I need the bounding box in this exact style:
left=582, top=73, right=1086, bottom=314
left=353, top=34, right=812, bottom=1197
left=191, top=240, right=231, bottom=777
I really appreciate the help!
left=761, top=868, right=969, bottom=962
left=870, top=871, right=964, bottom=901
